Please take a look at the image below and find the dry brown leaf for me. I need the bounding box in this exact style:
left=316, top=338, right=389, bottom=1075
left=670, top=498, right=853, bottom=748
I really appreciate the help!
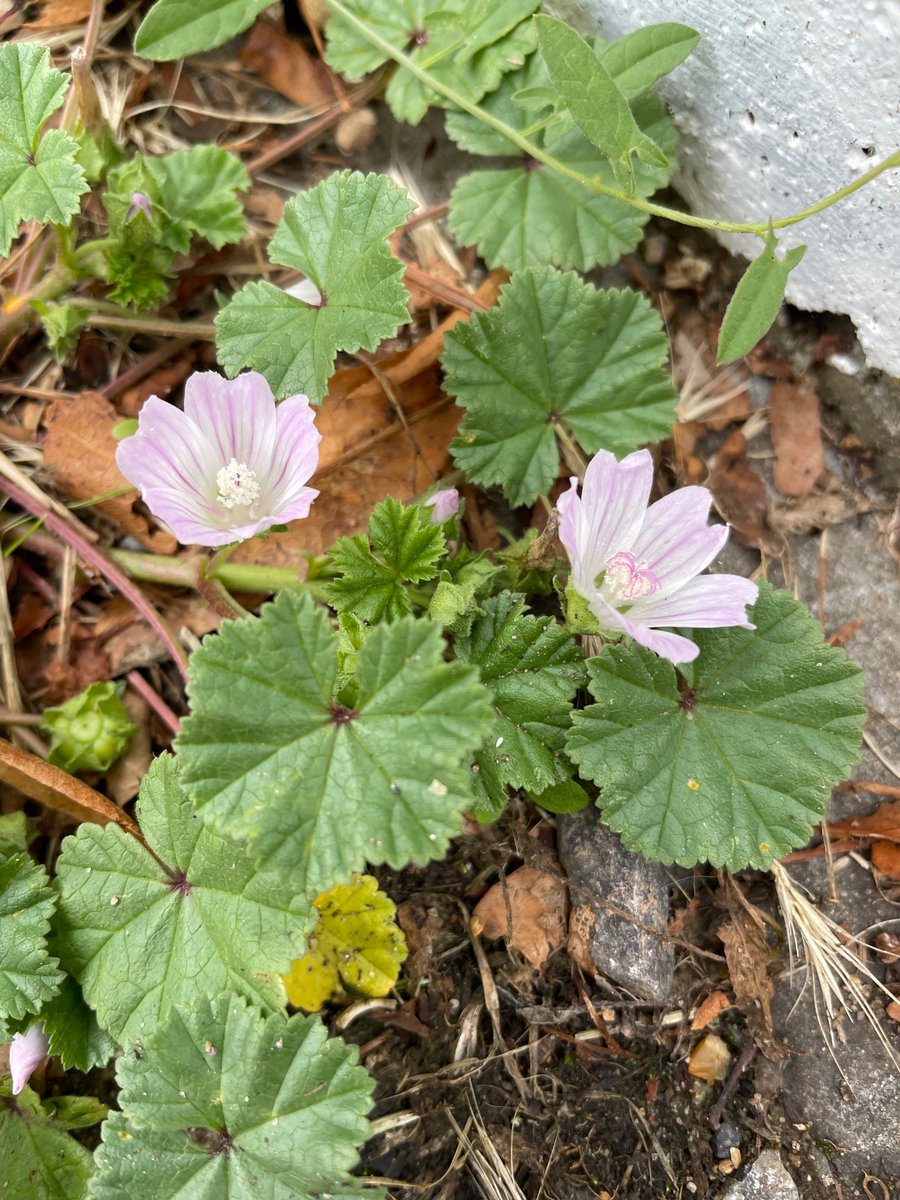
left=42, top=391, right=176, bottom=554
left=767, top=486, right=864, bottom=537
left=240, top=16, right=338, bottom=110
left=0, top=737, right=142, bottom=840
left=830, top=801, right=900, bottom=845
left=25, top=0, right=92, bottom=30
left=116, top=357, right=195, bottom=418
left=691, top=990, right=733, bottom=1031
left=567, top=902, right=596, bottom=974
left=718, top=876, right=782, bottom=1058
left=872, top=842, right=900, bottom=881
left=688, top=1033, right=731, bottom=1083
left=471, top=866, right=568, bottom=969
left=42, top=642, right=112, bottom=705
left=396, top=900, right=448, bottom=992
left=770, top=381, right=825, bottom=498
left=707, top=430, right=775, bottom=551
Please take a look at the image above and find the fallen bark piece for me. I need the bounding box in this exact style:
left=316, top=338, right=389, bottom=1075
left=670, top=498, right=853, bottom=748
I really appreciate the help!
left=688, top=1032, right=731, bottom=1083
left=471, top=866, right=568, bottom=969
left=558, top=807, right=674, bottom=1001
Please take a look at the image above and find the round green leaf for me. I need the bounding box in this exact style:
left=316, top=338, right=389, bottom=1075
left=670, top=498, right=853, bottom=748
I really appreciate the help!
left=90, top=992, right=379, bottom=1200
left=54, top=755, right=312, bottom=1043
left=443, top=267, right=678, bottom=505
left=566, top=583, right=866, bottom=870
left=175, top=592, right=494, bottom=893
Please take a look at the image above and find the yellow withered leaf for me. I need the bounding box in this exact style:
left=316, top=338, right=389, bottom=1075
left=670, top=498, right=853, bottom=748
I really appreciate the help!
left=282, top=874, right=407, bottom=1012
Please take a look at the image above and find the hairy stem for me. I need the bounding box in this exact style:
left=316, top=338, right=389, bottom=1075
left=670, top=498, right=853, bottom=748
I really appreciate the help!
left=110, top=548, right=330, bottom=603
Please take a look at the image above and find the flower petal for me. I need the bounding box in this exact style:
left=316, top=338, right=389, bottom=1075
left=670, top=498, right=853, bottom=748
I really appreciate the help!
left=630, top=487, right=728, bottom=592
left=139, top=486, right=234, bottom=547
left=631, top=574, right=759, bottom=629
left=116, top=396, right=218, bottom=500
left=588, top=591, right=700, bottom=663
left=265, top=393, right=321, bottom=511
left=560, top=449, right=653, bottom=592
left=626, top=621, right=700, bottom=664
left=182, top=371, right=277, bottom=472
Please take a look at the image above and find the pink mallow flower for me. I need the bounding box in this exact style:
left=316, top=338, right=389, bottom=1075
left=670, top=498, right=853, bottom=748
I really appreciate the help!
left=424, top=487, right=460, bottom=524
left=116, top=371, right=320, bottom=548
left=558, top=448, right=758, bottom=665
left=10, top=1022, right=49, bottom=1094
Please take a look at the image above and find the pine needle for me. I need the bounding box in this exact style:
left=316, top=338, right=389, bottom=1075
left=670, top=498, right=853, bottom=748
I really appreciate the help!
left=772, top=861, right=899, bottom=1076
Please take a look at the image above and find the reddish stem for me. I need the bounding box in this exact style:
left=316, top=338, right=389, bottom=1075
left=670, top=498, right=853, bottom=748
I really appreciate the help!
left=0, top=474, right=189, bottom=681
left=126, top=670, right=181, bottom=737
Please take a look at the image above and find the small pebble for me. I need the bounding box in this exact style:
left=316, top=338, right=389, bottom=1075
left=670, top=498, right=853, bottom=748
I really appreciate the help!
left=714, top=1121, right=742, bottom=1159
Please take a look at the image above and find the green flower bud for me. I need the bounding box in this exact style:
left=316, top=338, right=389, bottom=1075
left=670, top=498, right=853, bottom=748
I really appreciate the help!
left=43, top=681, right=137, bottom=773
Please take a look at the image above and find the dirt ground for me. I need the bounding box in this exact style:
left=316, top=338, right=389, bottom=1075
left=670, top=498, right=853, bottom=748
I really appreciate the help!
left=2, top=7, right=898, bottom=1198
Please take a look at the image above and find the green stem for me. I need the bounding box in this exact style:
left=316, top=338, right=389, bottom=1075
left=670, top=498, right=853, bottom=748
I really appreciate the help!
left=110, top=548, right=330, bottom=602
left=327, top=0, right=899, bottom=237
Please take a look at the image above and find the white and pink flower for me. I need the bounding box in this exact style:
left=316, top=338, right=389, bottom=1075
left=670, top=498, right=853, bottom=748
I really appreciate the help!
left=558, top=448, right=757, bottom=665
left=116, top=371, right=320, bottom=547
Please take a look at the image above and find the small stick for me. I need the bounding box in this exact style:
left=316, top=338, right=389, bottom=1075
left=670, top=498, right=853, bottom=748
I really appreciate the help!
left=708, top=1040, right=757, bottom=1130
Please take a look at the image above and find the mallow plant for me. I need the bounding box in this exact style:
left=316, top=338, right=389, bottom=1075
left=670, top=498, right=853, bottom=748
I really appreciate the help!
left=0, top=2, right=886, bottom=1196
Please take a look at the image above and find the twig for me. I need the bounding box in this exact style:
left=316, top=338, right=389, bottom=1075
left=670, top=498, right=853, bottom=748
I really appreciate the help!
left=125, top=671, right=181, bottom=737
left=708, top=1040, right=757, bottom=1130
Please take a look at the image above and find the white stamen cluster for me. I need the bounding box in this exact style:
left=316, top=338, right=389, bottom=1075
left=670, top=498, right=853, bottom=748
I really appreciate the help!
left=216, top=458, right=261, bottom=510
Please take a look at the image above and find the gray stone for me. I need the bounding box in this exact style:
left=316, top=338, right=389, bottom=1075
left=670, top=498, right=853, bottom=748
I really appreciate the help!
left=789, top=514, right=900, bottom=809
left=558, top=807, right=674, bottom=1001
left=546, top=0, right=900, bottom=377
left=722, top=1150, right=799, bottom=1200
left=814, top=355, right=900, bottom=488
left=773, top=857, right=900, bottom=1191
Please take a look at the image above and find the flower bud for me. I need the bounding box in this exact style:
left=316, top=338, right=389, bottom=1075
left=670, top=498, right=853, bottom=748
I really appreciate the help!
left=125, top=191, right=152, bottom=222
left=424, top=487, right=460, bottom=525
left=42, top=681, right=137, bottom=773
left=10, top=1023, right=49, bottom=1095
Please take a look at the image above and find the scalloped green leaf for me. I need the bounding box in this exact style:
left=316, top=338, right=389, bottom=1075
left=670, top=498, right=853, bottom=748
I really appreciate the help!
left=53, top=755, right=312, bottom=1044
left=90, top=992, right=379, bottom=1200
left=566, top=583, right=867, bottom=871
left=328, top=497, right=446, bottom=623
left=216, top=171, right=413, bottom=402
left=0, top=1082, right=92, bottom=1200
left=447, top=53, right=676, bottom=272
left=0, top=45, right=87, bottom=255
left=0, top=853, right=64, bottom=1037
left=325, top=0, right=538, bottom=124
left=717, top=230, right=807, bottom=364
left=455, top=593, right=585, bottom=821
left=39, top=975, right=116, bottom=1073
left=175, top=591, right=494, bottom=892
left=134, top=0, right=273, bottom=61
left=442, top=267, right=678, bottom=505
